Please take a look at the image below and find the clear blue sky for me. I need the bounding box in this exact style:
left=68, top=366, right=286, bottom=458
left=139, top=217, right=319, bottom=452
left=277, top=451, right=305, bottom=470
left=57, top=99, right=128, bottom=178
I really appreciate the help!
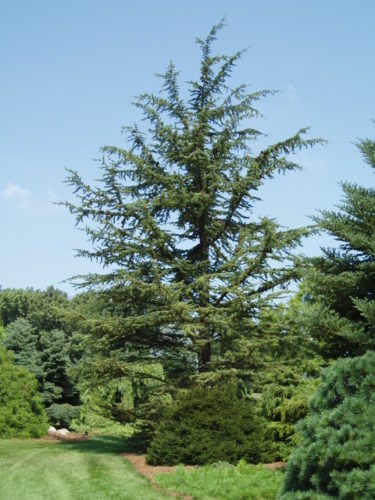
left=1, top=0, right=374, bottom=295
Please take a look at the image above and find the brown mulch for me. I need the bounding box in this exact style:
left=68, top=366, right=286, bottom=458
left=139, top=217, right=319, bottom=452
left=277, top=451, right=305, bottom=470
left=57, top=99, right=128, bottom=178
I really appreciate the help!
left=123, top=453, right=285, bottom=478
left=123, top=453, right=195, bottom=482
left=37, top=432, right=91, bottom=442
left=262, top=461, right=287, bottom=471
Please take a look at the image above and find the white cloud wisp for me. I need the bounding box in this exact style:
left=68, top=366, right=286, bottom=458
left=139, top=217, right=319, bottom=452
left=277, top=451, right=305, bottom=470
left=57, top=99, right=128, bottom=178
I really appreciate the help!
left=1, top=183, right=33, bottom=208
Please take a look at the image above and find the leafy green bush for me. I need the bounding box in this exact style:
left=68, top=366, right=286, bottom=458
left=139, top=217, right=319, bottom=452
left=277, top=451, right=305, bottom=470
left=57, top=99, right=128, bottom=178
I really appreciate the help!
left=70, top=408, right=133, bottom=437
left=0, top=346, right=48, bottom=438
left=281, top=351, right=375, bottom=498
left=146, top=385, right=272, bottom=465
left=46, top=404, right=81, bottom=429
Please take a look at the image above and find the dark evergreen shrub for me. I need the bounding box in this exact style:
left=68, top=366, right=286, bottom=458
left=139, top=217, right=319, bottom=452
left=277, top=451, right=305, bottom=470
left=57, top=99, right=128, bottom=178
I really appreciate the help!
left=0, top=346, right=48, bottom=438
left=46, top=403, right=81, bottom=429
left=281, top=351, right=375, bottom=499
left=146, top=385, right=271, bottom=465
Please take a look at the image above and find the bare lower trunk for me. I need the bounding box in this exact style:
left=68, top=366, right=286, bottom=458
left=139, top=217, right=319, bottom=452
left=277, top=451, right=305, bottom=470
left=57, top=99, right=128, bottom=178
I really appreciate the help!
left=197, top=203, right=211, bottom=373
left=198, top=340, right=211, bottom=372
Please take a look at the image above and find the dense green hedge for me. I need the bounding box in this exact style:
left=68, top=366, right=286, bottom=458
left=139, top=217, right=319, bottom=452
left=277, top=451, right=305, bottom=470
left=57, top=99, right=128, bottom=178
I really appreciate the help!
left=0, top=346, right=48, bottom=438
left=281, top=351, right=375, bottom=498
left=146, top=385, right=272, bottom=465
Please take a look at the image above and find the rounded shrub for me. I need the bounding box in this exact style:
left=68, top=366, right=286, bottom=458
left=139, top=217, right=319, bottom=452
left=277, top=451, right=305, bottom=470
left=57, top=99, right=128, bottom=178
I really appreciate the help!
left=0, top=346, right=48, bottom=438
left=46, top=403, right=81, bottom=429
left=146, top=384, right=271, bottom=465
left=281, top=351, right=375, bottom=499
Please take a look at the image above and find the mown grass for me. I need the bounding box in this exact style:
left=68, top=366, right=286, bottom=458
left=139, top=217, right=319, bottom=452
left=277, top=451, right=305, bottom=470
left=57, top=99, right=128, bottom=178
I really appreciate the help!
left=155, top=460, right=284, bottom=500
left=0, top=436, right=285, bottom=499
left=0, top=436, right=168, bottom=500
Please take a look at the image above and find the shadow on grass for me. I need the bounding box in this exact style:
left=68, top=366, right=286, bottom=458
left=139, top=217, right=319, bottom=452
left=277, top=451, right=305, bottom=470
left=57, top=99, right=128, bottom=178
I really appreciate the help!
left=59, top=434, right=148, bottom=456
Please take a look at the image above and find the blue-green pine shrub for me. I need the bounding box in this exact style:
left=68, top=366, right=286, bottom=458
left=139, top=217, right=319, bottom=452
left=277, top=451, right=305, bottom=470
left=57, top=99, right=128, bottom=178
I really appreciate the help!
left=281, top=351, right=375, bottom=498
left=46, top=403, right=81, bottom=429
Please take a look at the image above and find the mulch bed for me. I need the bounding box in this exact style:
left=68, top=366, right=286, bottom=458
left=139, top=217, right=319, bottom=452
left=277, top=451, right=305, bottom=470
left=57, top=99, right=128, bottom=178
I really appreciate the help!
left=123, top=453, right=195, bottom=482
left=124, top=453, right=285, bottom=478
left=263, top=461, right=286, bottom=471
left=37, top=432, right=91, bottom=442
left=123, top=454, right=194, bottom=499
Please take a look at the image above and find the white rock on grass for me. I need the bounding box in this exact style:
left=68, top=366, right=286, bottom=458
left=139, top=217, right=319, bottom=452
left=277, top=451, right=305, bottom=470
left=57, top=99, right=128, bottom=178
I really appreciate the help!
left=48, top=426, right=57, bottom=434
left=56, top=428, right=70, bottom=437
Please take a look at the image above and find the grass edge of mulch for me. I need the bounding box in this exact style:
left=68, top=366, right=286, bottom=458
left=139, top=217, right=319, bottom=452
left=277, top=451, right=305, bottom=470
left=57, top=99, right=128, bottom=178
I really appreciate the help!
left=123, top=453, right=194, bottom=499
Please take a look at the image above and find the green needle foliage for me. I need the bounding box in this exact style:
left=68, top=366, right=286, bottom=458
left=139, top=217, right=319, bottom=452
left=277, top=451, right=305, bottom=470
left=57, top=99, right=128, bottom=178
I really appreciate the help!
left=0, top=288, right=82, bottom=422
left=65, top=21, right=322, bottom=382
left=46, top=403, right=81, bottom=429
left=304, top=135, right=375, bottom=359
left=254, top=296, right=324, bottom=460
left=0, top=346, right=48, bottom=438
left=2, top=306, right=80, bottom=408
left=146, top=385, right=271, bottom=465
left=281, top=351, right=375, bottom=499
left=261, top=369, right=320, bottom=461
left=3, top=318, right=44, bottom=381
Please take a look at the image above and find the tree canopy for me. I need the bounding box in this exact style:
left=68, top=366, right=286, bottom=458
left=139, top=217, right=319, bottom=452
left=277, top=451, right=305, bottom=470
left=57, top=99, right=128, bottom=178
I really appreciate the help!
left=302, top=136, right=375, bottom=360
left=65, top=21, right=322, bottom=384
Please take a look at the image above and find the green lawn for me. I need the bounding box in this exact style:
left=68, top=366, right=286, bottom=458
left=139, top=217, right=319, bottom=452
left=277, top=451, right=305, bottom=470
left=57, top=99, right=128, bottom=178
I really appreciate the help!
left=0, top=436, right=284, bottom=499
left=0, top=436, right=168, bottom=500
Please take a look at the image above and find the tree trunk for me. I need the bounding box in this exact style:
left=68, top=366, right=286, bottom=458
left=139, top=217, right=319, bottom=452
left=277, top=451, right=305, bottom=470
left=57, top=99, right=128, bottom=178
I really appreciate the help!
left=197, top=212, right=211, bottom=372
left=198, top=341, right=211, bottom=372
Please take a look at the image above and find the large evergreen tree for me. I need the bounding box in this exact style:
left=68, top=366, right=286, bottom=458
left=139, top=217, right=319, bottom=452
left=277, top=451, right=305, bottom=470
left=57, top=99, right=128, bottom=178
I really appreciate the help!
left=303, top=135, right=375, bottom=360
left=65, top=22, right=322, bottom=381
